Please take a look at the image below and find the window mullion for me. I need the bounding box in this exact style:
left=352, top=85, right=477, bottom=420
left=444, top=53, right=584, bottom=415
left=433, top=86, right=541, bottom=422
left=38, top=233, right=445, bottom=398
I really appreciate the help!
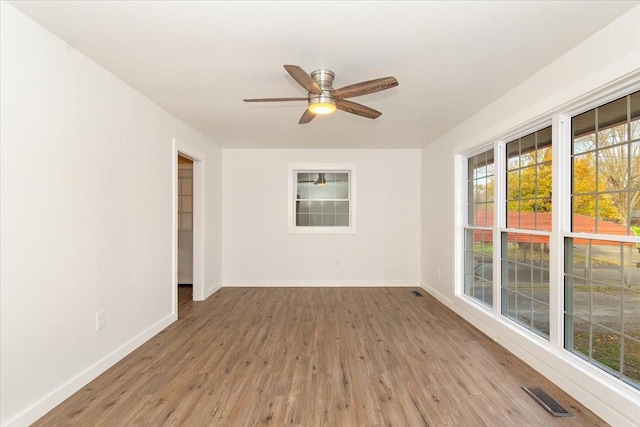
left=550, top=114, right=570, bottom=348
left=494, top=140, right=506, bottom=313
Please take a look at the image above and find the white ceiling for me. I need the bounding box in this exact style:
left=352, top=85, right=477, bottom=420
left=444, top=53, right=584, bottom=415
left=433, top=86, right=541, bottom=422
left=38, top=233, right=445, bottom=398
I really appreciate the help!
left=10, top=1, right=639, bottom=149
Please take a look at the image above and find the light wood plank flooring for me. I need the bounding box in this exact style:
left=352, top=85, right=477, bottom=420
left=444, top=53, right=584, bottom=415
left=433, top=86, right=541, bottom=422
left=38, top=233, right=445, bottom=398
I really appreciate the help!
left=34, top=287, right=605, bottom=426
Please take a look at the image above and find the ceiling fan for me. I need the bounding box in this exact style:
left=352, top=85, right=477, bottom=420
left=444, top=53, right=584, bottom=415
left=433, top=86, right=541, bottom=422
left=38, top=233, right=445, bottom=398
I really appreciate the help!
left=243, top=65, right=398, bottom=124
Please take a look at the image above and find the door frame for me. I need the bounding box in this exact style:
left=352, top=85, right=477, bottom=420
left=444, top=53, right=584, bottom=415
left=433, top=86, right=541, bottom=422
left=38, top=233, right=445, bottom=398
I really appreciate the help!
left=172, top=139, right=204, bottom=314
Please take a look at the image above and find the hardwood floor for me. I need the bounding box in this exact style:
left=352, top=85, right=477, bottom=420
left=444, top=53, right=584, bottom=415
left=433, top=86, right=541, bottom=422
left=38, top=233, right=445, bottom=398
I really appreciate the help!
left=34, top=287, right=605, bottom=426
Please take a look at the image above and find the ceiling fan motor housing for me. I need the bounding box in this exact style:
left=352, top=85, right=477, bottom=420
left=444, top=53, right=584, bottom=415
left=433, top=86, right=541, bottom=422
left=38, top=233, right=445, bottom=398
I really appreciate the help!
left=309, top=69, right=336, bottom=107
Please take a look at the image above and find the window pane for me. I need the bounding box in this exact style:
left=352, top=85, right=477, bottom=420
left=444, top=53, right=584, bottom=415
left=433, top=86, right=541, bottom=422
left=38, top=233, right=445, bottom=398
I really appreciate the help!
left=632, top=92, right=640, bottom=140
left=310, top=183, right=332, bottom=199
left=625, top=289, right=640, bottom=340
left=505, top=127, right=552, bottom=232
left=572, top=92, right=640, bottom=239
left=336, top=214, right=349, bottom=226
left=507, top=144, right=520, bottom=170
left=506, top=170, right=520, bottom=201
left=506, top=203, right=521, bottom=228
left=573, top=109, right=596, bottom=145
left=297, top=200, right=310, bottom=213
left=476, top=164, right=486, bottom=179
left=335, top=201, right=349, bottom=214
left=516, top=294, right=533, bottom=328
left=598, top=145, right=628, bottom=192
left=474, top=177, right=485, bottom=203
left=486, top=175, right=494, bottom=201
left=572, top=153, right=597, bottom=194
left=502, top=232, right=550, bottom=338
left=567, top=276, right=590, bottom=321
left=565, top=232, right=640, bottom=389
left=297, top=183, right=310, bottom=199
left=309, top=201, right=322, bottom=213
left=598, top=97, right=628, bottom=146
left=567, top=314, right=591, bottom=359
left=310, top=213, right=322, bottom=226
left=503, top=289, right=516, bottom=320
left=335, top=172, right=348, bottom=183
left=592, top=284, right=622, bottom=331
left=297, top=173, right=310, bottom=184
left=335, top=186, right=349, bottom=199
left=322, top=214, right=336, bottom=226
left=536, top=128, right=553, bottom=160
left=631, top=142, right=640, bottom=190
left=464, top=226, right=493, bottom=308
left=296, top=214, right=309, bottom=226
left=468, top=150, right=495, bottom=230
left=475, top=204, right=492, bottom=227
left=535, top=199, right=552, bottom=231
left=572, top=195, right=596, bottom=232
left=623, top=338, right=640, bottom=384
left=321, top=201, right=336, bottom=213
left=521, top=133, right=537, bottom=161
left=592, top=325, right=621, bottom=373
left=574, top=134, right=596, bottom=154
left=598, top=124, right=627, bottom=147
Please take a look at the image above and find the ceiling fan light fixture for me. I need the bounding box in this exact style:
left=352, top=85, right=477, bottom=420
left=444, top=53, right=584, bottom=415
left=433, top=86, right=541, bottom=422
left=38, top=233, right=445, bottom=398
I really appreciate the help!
left=308, top=95, right=336, bottom=115
left=315, top=173, right=327, bottom=186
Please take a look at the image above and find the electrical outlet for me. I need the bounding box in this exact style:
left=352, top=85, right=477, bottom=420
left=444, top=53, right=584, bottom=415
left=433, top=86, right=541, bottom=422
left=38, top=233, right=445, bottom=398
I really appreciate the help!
left=96, top=310, right=105, bottom=331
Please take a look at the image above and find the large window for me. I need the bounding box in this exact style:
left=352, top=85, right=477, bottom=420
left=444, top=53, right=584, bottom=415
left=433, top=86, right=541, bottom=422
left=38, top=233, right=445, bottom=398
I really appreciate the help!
left=461, top=86, right=640, bottom=400
left=464, top=150, right=495, bottom=308
left=502, top=127, right=552, bottom=339
left=565, top=91, right=640, bottom=388
left=288, top=164, right=355, bottom=234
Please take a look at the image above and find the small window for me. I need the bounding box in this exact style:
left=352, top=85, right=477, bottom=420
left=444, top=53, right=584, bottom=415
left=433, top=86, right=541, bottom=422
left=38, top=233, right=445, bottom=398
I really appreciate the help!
left=288, top=164, right=356, bottom=234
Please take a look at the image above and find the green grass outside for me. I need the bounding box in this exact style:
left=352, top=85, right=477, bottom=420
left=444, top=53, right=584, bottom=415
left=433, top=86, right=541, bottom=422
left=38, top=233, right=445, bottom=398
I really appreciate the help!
left=473, top=242, right=493, bottom=255
left=573, top=332, right=640, bottom=384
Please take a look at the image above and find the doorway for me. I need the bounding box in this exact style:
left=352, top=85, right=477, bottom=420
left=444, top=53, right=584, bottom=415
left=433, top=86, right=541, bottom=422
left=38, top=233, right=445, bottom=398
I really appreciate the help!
left=177, top=155, right=193, bottom=305
left=173, top=139, right=204, bottom=316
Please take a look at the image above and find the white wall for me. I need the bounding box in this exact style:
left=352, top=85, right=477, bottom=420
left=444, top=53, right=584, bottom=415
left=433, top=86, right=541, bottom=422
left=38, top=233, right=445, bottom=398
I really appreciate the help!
left=0, top=3, right=222, bottom=426
left=421, top=5, right=640, bottom=427
left=222, top=149, right=421, bottom=286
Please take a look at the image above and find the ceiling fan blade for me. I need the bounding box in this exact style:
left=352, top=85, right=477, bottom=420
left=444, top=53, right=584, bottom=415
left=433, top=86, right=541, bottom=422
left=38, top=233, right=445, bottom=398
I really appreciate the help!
left=336, top=99, right=381, bottom=119
left=299, top=108, right=316, bottom=124
left=284, top=65, right=322, bottom=95
left=243, top=97, right=307, bottom=102
left=332, top=76, right=398, bottom=99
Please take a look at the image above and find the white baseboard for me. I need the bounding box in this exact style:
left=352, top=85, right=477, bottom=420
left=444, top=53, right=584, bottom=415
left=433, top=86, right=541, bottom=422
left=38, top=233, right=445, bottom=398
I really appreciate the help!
left=221, top=280, right=421, bottom=287
left=202, top=282, right=222, bottom=299
left=4, top=314, right=177, bottom=427
left=420, top=281, right=453, bottom=306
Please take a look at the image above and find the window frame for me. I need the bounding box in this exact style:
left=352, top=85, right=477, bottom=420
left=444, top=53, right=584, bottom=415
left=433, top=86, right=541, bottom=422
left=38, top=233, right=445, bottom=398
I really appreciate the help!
left=287, top=163, right=357, bottom=235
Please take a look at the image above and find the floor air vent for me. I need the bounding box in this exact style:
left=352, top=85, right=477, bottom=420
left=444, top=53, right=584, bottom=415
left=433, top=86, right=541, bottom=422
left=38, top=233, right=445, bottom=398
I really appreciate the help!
left=522, top=387, right=572, bottom=417
left=412, top=290, right=423, bottom=297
